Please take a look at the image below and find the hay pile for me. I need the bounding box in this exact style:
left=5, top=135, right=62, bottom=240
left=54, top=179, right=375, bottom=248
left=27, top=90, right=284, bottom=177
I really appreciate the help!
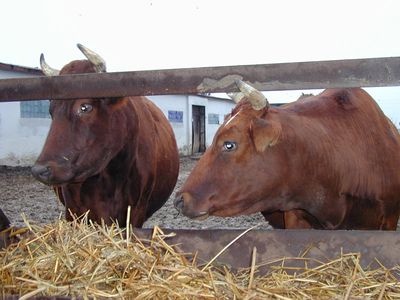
left=1, top=215, right=399, bottom=299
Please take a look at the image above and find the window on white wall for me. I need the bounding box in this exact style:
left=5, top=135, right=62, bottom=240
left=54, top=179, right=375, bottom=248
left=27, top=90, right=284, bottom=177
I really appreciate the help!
left=20, top=101, right=50, bottom=118
left=168, top=110, right=183, bottom=123
left=208, top=113, right=219, bottom=124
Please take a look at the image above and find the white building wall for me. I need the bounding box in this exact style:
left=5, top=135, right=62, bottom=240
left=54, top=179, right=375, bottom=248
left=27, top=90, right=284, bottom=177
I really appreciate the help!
left=0, top=102, right=51, bottom=166
left=0, top=70, right=50, bottom=166
left=150, top=95, right=235, bottom=154
left=148, top=95, right=190, bottom=155
left=206, top=98, right=235, bottom=146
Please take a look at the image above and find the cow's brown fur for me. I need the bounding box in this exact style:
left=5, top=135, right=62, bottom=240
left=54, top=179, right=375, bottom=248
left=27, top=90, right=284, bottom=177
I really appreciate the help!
left=176, top=88, right=400, bottom=230
left=32, top=60, right=179, bottom=227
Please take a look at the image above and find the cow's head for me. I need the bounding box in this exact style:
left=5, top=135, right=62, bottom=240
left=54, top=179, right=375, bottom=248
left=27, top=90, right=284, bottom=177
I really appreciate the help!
left=174, top=80, right=286, bottom=219
left=31, top=44, right=129, bottom=185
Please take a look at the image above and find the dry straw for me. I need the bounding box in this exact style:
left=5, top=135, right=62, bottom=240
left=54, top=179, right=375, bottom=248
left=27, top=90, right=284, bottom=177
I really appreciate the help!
left=1, top=214, right=399, bottom=299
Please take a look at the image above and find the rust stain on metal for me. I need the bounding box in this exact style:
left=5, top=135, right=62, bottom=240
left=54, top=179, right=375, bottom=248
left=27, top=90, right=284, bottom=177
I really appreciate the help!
left=1, top=56, right=400, bottom=102
left=197, top=74, right=243, bottom=93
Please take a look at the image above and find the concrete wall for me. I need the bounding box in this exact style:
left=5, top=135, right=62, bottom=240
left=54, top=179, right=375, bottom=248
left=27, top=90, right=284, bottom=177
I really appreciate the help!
left=149, top=95, right=190, bottom=155
left=0, top=70, right=50, bottom=166
left=206, top=97, right=234, bottom=146
left=0, top=101, right=50, bottom=166
left=149, top=95, right=235, bottom=154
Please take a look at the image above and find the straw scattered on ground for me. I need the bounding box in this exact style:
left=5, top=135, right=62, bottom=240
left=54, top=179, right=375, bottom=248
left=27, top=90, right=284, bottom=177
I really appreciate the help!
left=1, top=214, right=399, bottom=299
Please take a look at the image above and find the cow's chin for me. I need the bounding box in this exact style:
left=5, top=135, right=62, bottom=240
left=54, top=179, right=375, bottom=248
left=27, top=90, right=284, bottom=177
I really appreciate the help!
left=44, top=173, right=76, bottom=186
left=182, top=201, right=262, bottom=220
left=190, top=212, right=210, bottom=221
left=211, top=201, right=266, bottom=218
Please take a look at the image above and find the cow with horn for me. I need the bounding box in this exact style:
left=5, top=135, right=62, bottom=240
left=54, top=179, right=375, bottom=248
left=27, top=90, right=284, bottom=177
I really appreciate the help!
left=32, top=44, right=180, bottom=227
left=174, top=80, right=400, bottom=230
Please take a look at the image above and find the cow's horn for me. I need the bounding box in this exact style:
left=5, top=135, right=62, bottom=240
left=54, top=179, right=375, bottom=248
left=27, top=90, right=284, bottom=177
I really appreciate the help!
left=235, top=80, right=269, bottom=110
left=77, top=43, right=106, bottom=73
left=40, top=54, right=60, bottom=76
left=227, top=92, right=245, bottom=104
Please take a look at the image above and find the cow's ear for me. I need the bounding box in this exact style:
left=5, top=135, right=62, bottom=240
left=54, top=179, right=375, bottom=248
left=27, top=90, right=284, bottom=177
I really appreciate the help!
left=250, top=118, right=281, bottom=152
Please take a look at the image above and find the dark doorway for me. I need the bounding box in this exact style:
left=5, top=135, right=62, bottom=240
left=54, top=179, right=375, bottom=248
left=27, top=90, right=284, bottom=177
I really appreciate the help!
left=192, top=105, right=206, bottom=154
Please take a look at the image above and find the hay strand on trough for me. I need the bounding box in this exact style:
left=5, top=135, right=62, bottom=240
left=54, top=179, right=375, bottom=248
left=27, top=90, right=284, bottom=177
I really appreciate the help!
left=1, top=215, right=399, bottom=299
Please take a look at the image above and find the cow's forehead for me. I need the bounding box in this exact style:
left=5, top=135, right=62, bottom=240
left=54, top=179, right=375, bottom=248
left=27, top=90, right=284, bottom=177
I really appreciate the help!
left=50, top=98, right=79, bottom=106
left=224, top=105, right=257, bottom=128
left=60, top=60, right=96, bottom=75
left=224, top=111, right=241, bottom=127
left=216, top=110, right=252, bottom=140
left=50, top=99, right=70, bottom=109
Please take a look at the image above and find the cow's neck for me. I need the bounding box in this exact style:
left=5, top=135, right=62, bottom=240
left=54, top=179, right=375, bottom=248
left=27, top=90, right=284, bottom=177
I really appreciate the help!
left=273, top=111, right=349, bottom=228
left=84, top=101, right=144, bottom=223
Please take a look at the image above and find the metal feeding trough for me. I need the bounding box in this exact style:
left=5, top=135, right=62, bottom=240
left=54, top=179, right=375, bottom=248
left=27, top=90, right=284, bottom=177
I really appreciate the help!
left=133, top=228, right=400, bottom=272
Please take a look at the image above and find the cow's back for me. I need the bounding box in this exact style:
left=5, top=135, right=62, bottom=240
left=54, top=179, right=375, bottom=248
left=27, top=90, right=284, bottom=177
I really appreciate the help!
left=282, top=88, right=400, bottom=226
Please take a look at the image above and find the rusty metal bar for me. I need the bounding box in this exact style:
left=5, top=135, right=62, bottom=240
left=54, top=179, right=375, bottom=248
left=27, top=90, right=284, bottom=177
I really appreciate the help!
left=1, top=57, right=400, bottom=102
left=133, top=228, right=400, bottom=271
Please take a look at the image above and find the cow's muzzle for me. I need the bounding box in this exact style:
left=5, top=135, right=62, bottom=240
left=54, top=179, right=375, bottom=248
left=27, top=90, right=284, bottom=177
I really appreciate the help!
left=31, top=164, right=53, bottom=184
left=173, top=193, right=209, bottom=220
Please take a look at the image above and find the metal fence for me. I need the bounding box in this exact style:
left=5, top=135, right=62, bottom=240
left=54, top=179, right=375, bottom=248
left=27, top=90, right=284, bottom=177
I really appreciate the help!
left=1, top=56, right=400, bottom=102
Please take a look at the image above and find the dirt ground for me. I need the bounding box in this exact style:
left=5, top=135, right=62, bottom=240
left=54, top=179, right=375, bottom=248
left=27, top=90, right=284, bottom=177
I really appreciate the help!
left=0, top=157, right=271, bottom=230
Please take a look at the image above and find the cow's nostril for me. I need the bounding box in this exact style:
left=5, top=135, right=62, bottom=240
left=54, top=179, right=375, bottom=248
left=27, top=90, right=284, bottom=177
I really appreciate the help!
left=173, top=195, right=184, bottom=211
left=31, top=164, right=52, bottom=183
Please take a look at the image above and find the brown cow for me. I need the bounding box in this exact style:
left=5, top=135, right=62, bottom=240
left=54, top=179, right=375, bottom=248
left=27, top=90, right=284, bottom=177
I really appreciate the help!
left=174, top=80, right=400, bottom=230
left=31, top=44, right=179, bottom=227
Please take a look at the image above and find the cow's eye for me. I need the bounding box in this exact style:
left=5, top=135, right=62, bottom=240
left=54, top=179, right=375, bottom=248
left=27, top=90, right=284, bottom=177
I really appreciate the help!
left=79, top=103, right=93, bottom=114
left=223, top=141, right=237, bottom=152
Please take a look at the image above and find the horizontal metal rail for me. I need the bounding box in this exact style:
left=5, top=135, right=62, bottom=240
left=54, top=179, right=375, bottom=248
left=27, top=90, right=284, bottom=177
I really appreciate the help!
left=1, top=57, right=400, bottom=102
